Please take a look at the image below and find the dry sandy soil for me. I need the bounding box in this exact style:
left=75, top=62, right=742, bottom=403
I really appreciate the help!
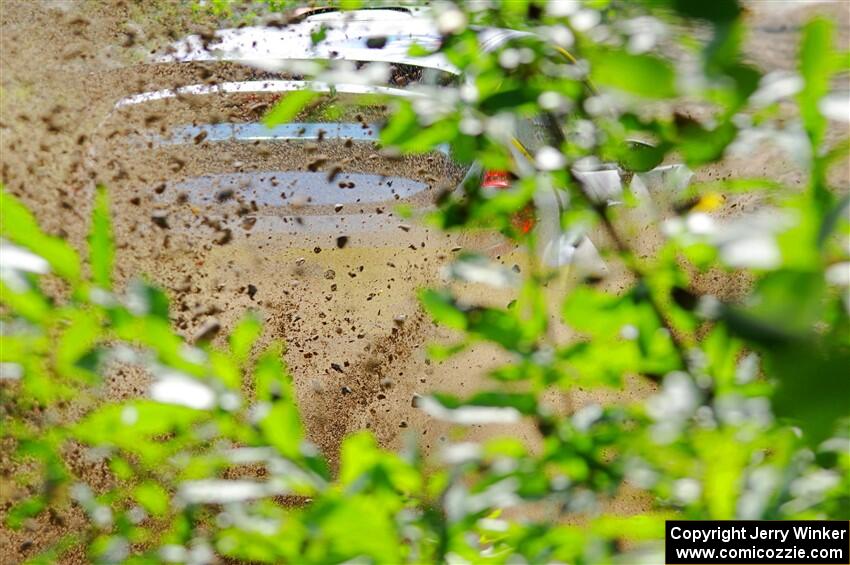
left=1, top=1, right=847, bottom=562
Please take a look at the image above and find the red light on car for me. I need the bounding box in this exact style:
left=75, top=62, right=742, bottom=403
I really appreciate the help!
left=513, top=207, right=535, bottom=234
left=482, top=170, right=535, bottom=234
left=482, top=170, right=511, bottom=189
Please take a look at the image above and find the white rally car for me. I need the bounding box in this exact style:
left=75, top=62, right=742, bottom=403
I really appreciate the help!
left=97, top=5, right=692, bottom=274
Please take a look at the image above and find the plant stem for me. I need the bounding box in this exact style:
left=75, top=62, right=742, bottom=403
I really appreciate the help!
left=540, top=113, right=693, bottom=382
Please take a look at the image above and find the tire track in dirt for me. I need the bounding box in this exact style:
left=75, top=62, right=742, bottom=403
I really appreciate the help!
left=273, top=293, right=432, bottom=467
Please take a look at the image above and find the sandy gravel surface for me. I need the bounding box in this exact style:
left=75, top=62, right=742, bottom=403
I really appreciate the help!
left=1, top=1, right=847, bottom=562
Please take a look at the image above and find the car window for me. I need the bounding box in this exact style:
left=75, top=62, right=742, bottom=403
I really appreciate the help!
left=113, top=60, right=455, bottom=102
left=514, top=115, right=559, bottom=155
left=104, top=91, right=396, bottom=141
left=92, top=87, right=466, bottom=211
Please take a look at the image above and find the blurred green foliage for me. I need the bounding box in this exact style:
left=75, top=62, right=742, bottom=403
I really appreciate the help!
left=2, top=0, right=848, bottom=563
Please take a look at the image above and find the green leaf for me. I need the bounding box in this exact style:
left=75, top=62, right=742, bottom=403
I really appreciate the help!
left=73, top=401, right=208, bottom=466
left=109, top=457, right=134, bottom=480
left=260, top=402, right=303, bottom=459
left=421, top=288, right=538, bottom=352
left=562, top=285, right=680, bottom=380
left=379, top=101, right=418, bottom=146
left=798, top=18, right=834, bottom=147
left=0, top=187, right=81, bottom=282
left=426, top=341, right=468, bottom=361
left=263, top=91, right=319, bottom=127
left=776, top=196, right=822, bottom=270
left=230, top=314, right=262, bottom=365
left=465, top=306, right=526, bottom=351
left=210, top=349, right=241, bottom=390
left=88, top=184, right=114, bottom=289
left=56, top=309, right=101, bottom=382
left=612, top=141, right=669, bottom=172
left=479, top=88, right=541, bottom=115
left=558, top=340, right=638, bottom=387
left=6, top=496, right=46, bottom=529
left=819, top=195, right=850, bottom=247
left=126, top=279, right=170, bottom=321
left=589, top=48, right=677, bottom=99
left=677, top=119, right=737, bottom=166
left=407, top=43, right=431, bottom=57
left=771, top=345, right=850, bottom=445
left=217, top=522, right=295, bottom=563
left=311, top=24, right=327, bottom=45
left=696, top=429, right=749, bottom=519
left=420, top=289, right=467, bottom=330
left=591, top=512, right=671, bottom=540
left=702, top=325, right=742, bottom=389
left=420, top=391, right=536, bottom=424
left=134, top=482, right=169, bottom=517
left=725, top=270, right=826, bottom=343
left=672, top=0, right=740, bottom=23
left=724, top=63, right=761, bottom=110
left=488, top=360, right=557, bottom=383
left=704, top=19, right=745, bottom=74
left=112, top=314, right=202, bottom=377
left=0, top=279, right=51, bottom=322
left=563, top=286, right=644, bottom=337
left=684, top=178, right=785, bottom=197
left=302, top=495, right=402, bottom=563
left=339, top=431, right=420, bottom=493
left=433, top=391, right=539, bottom=415
left=254, top=343, right=293, bottom=402
left=396, top=119, right=458, bottom=153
